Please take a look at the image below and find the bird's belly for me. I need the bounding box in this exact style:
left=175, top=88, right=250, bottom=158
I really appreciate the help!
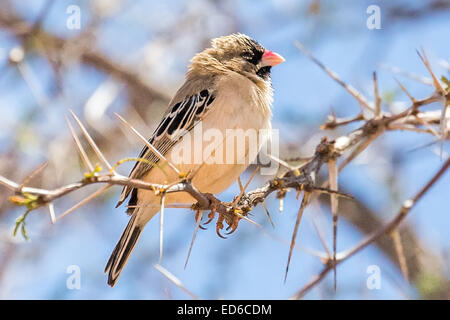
left=139, top=94, right=271, bottom=205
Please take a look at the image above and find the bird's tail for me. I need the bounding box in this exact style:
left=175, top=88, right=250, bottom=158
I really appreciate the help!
left=104, top=213, right=143, bottom=287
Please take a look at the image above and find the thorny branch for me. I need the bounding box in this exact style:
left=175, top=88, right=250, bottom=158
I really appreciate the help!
left=0, top=32, right=449, bottom=297
left=292, top=157, right=450, bottom=299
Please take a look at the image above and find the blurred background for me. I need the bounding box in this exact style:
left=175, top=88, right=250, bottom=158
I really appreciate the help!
left=0, top=0, right=449, bottom=299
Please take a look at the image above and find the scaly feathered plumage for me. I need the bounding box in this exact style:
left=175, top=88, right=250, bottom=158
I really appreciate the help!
left=105, top=33, right=284, bottom=286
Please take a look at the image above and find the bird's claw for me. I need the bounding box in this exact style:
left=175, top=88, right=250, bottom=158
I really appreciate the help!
left=225, top=214, right=240, bottom=235
left=195, top=194, right=243, bottom=239
left=194, top=210, right=208, bottom=230
left=216, top=213, right=227, bottom=239
left=203, top=209, right=216, bottom=226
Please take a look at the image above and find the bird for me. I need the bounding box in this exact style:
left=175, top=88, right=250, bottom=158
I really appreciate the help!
left=105, top=33, right=285, bottom=286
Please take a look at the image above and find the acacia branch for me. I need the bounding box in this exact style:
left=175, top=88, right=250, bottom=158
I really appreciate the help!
left=293, top=157, right=450, bottom=299
left=0, top=23, right=448, bottom=297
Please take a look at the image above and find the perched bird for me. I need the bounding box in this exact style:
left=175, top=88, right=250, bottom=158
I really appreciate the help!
left=105, top=33, right=284, bottom=286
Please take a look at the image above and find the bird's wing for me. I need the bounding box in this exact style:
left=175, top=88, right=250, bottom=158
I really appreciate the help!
left=116, top=88, right=216, bottom=211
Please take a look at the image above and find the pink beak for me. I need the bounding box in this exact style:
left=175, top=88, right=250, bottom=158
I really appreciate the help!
left=261, top=50, right=285, bottom=67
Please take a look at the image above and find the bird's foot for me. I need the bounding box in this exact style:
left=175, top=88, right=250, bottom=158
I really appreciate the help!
left=195, top=193, right=245, bottom=239
left=225, top=210, right=241, bottom=235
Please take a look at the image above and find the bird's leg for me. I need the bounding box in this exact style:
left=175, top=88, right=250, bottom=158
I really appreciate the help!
left=194, top=193, right=244, bottom=238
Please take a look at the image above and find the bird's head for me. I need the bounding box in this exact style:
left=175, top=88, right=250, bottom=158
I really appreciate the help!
left=190, top=33, right=285, bottom=85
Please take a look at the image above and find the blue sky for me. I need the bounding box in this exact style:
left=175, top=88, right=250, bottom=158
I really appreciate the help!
left=0, top=0, right=449, bottom=299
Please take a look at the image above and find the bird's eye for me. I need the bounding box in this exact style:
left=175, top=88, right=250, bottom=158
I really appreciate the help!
left=241, top=51, right=261, bottom=66
left=241, top=52, right=254, bottom=61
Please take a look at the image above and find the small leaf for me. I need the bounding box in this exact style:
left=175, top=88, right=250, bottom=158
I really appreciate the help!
left=9, top=195, right=28, bottom=206
left=21, top=223, right=29, bottom=241
left=13, top=216, right=23, bottom=237
left=13, top=210, right=31, bottom=240
left=178, top=171, right=187, bottom=179
left=23, top=193, right=38, bottom=201
left=84, top=163, right=103, bottom=179
left=441, top=76, right=450, bottom=90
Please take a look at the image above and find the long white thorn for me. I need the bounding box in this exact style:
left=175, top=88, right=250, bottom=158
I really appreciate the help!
left=185, top=210, right=203, bottom=269
left=48, top=203, right=56, bottom=224
left=114, top=112, right=180, bottom=176
left=153, top=264, right=199, bottom=300
left=56, top=184, right=112, bottom=221
left=159, top=194, right=165, bottom=262
left=65, top=115, right=94, bottom=172
left=69, top=110, right=115, bottom=173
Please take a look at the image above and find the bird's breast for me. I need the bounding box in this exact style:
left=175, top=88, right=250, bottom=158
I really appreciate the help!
left=139, top=73, right=273, bottom=205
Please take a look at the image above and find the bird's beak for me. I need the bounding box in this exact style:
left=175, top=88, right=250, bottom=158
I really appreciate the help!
left=261, top=50, right=285, bottom=67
